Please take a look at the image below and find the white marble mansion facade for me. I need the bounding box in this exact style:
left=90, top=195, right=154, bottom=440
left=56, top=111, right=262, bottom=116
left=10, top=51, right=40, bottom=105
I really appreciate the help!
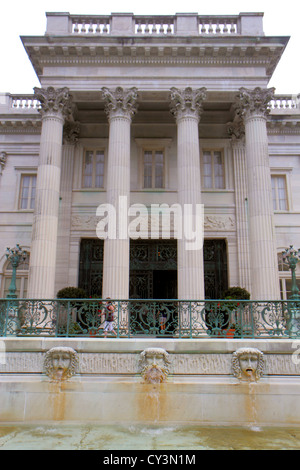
left=0, top=11, right=299, bottom=301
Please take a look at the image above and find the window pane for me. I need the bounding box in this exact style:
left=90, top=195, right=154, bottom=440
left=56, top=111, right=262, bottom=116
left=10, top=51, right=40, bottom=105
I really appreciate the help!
left=155, top=151, right=164, bottom=188
left=30, top=176, right=36, bottom=209
left=277, top=177, right=287, bottom=210
left=277, top=253, right=290, bottom=272
left=95, top=151, right=104, bottom=188
left=203, top=151, right=212, bottom=188
left=271, top=177, right=277, bottom=210
left=285, top=279, right=300, bottom=299
left=214, top=151, right=224, bottom=189
left=4, top=277, right=22, bottom=298
left=83, top=151, right=93, bottom=188
left=272, top=176, right=287, bottom=210
left=144, top=151, right=152, bottom=188
left=20, top=175, right=36, bottom=209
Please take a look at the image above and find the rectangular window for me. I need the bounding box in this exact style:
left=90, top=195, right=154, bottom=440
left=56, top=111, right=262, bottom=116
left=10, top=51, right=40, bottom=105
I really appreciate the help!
left=143, top=149, right=164, bottom=189
left=19, top=175, right=36, bottom=210
left=280, top=278, right=300, bottom=300
left=202, top=150, right=225, bottom=189
left=83, top=149, right=105, bottom=188
left=271, top=175, right=288, bottom=211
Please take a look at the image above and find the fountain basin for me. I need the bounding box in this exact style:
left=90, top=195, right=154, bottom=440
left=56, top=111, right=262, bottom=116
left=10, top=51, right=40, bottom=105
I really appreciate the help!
left=0, top=337, right=299, bottom=427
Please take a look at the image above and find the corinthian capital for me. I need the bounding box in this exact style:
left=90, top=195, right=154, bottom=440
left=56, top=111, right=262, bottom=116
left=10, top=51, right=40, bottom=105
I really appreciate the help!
left=63, top=121, right=81, bottom=144
left=170, top=87, right=207, bottom=121
left=227, top=117, right=245, bottom=142
left=235, top=87, right=275, bottom=119
left=102, top=87, right=138, bottom=120
left=34, top=86, right=72, bottom=119
left=0, top=151, right=7, bottom=175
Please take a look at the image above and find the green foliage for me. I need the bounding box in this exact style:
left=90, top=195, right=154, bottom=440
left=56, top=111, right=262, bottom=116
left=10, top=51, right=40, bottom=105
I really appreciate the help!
left=223, top=286, right=250, bottom=300
left=56, top=286, right=88, bottom=299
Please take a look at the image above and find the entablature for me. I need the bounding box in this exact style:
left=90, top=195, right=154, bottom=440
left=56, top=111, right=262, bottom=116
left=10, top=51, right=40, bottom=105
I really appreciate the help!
left=22, top=34, right=288, bottom=80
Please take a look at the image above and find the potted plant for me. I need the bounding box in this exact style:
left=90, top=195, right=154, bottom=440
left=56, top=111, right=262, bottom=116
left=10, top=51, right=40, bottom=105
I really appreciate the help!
left=56, top=286, right=88, bottom=333
left=57, top=286, right=88, bottom=299
left=222, top=287, right=250, bottom=337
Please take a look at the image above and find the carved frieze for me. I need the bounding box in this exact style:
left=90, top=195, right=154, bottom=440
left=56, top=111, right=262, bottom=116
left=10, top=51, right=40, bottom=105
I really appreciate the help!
left=204, top=215, right=235, bottom=231
left=0, top=351, right=299, bottom=376
left=71, top=215, right=98, bottom=231
left=71, top=214, right=236, bottom=232
left=79, top=353, right=138, bottom=374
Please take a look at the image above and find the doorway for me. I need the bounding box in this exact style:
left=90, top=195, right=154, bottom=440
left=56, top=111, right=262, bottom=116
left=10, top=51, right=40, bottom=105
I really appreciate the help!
left=129, top=240, right=177, bottom=299
left=203, top=239, right=228, bottom=299
left=129, top=239, right=178, bottom=335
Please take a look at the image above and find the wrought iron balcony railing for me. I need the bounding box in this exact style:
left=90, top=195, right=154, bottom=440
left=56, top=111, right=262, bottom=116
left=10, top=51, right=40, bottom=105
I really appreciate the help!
left=0, top=298, right=299, bottom=339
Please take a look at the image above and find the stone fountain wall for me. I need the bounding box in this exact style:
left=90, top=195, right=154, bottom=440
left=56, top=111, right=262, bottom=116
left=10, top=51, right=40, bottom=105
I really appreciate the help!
left=0, top=337, right=300, bottom=426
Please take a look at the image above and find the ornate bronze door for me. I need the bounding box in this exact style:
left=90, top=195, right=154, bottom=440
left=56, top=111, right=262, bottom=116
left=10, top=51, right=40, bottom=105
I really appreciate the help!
left=78, top=238, right=227, bottom=300
left=129, top=239, right=178, bottom=336
left=78, top=239, right=103, bottom=297
left=129, top=240, right=177, bottom=299
left=203, top=239, right=228, bottom=299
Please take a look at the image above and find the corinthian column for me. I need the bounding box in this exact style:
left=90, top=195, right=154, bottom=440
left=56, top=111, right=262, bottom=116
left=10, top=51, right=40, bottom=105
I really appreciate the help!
left=101, top=86, right=138, bottom=299
left=27, top=87, right=72, bottom=299
left=170, top=87, right=207, bottom=299
left=235, top=87, right=280, bottom=300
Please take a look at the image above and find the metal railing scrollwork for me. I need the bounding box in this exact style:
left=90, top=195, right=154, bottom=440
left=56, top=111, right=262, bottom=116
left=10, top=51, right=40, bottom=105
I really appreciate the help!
left=0, top=299, right=299, bottom=339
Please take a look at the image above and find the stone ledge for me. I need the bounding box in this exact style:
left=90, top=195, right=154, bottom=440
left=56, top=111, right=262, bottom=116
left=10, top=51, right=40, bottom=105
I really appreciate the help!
left=1, top=336, right=298, bottom=353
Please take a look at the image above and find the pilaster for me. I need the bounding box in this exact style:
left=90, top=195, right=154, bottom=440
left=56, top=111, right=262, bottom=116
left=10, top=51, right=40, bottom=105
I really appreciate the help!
left=228, top=119, right=251, bottom=292
left=55, top=121, right=80, bottom=293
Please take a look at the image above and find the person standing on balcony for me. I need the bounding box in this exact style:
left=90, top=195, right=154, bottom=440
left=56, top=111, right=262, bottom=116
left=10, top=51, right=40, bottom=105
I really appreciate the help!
left=103, top=298, right=117, bottom=338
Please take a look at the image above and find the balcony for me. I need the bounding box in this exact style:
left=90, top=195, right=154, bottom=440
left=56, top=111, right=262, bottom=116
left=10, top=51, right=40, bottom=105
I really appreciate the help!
left=1, top=298, right=299, bottom=338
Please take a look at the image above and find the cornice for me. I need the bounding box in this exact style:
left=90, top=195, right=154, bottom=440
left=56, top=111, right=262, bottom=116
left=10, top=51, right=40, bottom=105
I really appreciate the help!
left=0, top=119, right=42, bottom=134
left=23, top=36, right=287, bottom=78
left=267, top=120, right=300, bottom=135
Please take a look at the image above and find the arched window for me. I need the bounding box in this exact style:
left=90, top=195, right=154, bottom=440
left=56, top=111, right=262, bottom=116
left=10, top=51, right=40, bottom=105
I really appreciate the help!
left=1, top=253, right=30, bottom=298
left=278, top=252, right=300, bottom=299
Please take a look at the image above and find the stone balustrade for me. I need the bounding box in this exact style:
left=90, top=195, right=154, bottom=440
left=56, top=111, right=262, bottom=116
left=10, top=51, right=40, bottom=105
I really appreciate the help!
left=45, top=12, right=264, bottom=36
left=11, top=95, right=41, bottom=110
left=0, top=94, right=40, bottom=113
left=71, top=16, right=111, bottom=34
left=270, top=95, right=300, bottom=110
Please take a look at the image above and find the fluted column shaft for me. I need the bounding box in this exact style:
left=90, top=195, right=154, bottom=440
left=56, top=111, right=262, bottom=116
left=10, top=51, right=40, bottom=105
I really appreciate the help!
left=101, top=87, right=137, bottom=299
left=231, top=138, right=251, bottom=292
left=236, top=87, right=280, bottom=300
left=171, top=87, right=206, bottom=300
left=27, top=87, right=72, bottom=298
left=55, top=122, right=80, bottom=292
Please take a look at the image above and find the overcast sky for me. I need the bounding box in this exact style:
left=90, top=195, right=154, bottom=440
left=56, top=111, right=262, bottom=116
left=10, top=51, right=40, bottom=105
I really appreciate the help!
left=1, top=0, right=299, bottom=95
